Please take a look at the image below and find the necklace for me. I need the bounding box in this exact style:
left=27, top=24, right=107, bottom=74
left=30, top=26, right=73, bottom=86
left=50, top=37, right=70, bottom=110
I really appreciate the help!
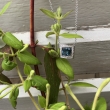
left=48, top=0, right=79, bottom=59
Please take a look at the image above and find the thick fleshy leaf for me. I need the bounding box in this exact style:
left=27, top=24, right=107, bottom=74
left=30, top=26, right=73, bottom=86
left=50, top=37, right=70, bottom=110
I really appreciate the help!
left=50, top=102, right=65, bottom=109
left=40, top=9, right=55, bottom=19
left=95, top=97, right=107, bottom=110
left=0, top=1, right=11, bottom=16
left=70, top=108, right=75, bottom=110
left=60, top=33, right=83, bottom=38
left=56, top=58, right=74, bottom=79
left=46, top=31, right=55, bottom=38
left=9, top=87, right=19, bottom=109
left=31, top=75, right=48, bottom=91
left=44, top=52, right=60, bottom=104
left=84, top=105, right=92, bottom=110
left=56, top=7, right=62, bottom=17
left=0, top=73, right=12, bottom=84
left=3, top=32, right=23, bottom=50
left=9, top=99, right=17, bottom=109
left=23, top=80, right=31, bottom=92
left=2, top=58, right=17, bottom=71
left=17, top=50, right=41, bottom=65
left=24, top=64, right=32, bottom=76
left=38, top=95, right=46, bottom=108
left=14, top=88, right=19, bottom=99
left=70, top=82, right=97, bottom=88
left=62, top=10, right=73, bottom=19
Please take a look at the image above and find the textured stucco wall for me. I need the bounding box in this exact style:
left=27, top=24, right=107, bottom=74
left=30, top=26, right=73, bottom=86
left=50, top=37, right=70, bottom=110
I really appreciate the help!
left=0, top=0, right=110, bottom=32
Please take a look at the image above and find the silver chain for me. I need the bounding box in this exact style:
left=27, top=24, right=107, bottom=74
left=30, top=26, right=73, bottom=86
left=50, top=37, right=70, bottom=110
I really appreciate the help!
left=72, top=0, right=79, bottom=44
left=48, top=0, right=56, bottom=23
left=48, top=0, right=54, bottom=12
left=48, top=0, right=79, bottom=47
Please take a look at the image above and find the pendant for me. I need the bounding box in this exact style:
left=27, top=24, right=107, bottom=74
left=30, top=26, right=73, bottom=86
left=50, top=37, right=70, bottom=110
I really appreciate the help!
left=60, top=44, right=75, bottom=59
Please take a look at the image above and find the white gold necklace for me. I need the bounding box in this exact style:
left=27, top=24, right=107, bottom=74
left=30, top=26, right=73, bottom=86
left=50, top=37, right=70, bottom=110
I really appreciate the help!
left=48, top=0, right=79, bottom=59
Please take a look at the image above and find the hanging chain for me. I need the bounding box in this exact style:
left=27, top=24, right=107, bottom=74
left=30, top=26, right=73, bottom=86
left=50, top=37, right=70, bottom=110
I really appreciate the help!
left=48, top=0, right=56, bottom=23
left=48, top=0, right=79, bottom=58
left=72, top=0, right=79, bottom=44
left=48, top=0, right=54, bottom=11
left=48, top=0, right=60, bottom=46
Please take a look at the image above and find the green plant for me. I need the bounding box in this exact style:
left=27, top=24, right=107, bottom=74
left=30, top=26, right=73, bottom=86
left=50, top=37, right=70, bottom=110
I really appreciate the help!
left=0, top=2, right=109, bottom=110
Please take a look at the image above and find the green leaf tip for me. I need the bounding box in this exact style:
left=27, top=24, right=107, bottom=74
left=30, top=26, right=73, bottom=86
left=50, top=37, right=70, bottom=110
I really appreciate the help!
left=38, top=95, right=46, bottom=108
left=70, top=82, right=97, bottom=88
left=46, top=31, right=55, bottom=38
left=40, top=8, right=55, bottom=19
left=60, top=33, right=83, bottom=39
left=56, top=58, right=74, bottom=79
left=0, top=1, right=11, bottom=16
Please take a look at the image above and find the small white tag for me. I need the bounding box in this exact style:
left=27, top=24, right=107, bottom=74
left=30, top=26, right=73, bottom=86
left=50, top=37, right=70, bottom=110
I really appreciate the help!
left=60, top=44, right=75, bottom=59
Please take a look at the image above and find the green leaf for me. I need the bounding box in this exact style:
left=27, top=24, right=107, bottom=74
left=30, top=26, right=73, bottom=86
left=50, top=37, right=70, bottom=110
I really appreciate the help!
left=31, top=75, right=48, bottom=91
left=40, top=9, right=55, bottom=19
left=62, top=10, right=73, bottom=19
left=50, top=102, right=65, bottom=109
left=46, top=31, right=55, bottom=38
left=95, top=97, right=107, bottom=110
left=0, top=45, right=11, bottom=73
left=24, top=64, right=32, bottom=76
left=17, top=50, right=41, bottom=65
left=3, top=32, right=23, bottom=50
left=23, top=80, right=32, bottom=92
left=2, top=58, right=17, bottom=71
left=70, top=82, right=97, bottom=88
left=9, top=99, right=17, bottom=109
left=60, top=33, right=83, bottom=38
left=9, top=87, right=19, bottom=109
left=14, top=88, right=19, bottom=99
left=43, top=42, right=53, bottom=49
left=38, top=95, right=46, bottom=108
left=0, top=1, right=11, bottom=16
left=56, top=58, right=74, bottom=79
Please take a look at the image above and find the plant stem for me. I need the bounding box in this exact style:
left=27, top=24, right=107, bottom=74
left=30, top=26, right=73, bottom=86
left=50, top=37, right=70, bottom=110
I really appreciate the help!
left=10, top=47, right=40, bottom=110
left=57, top=19, right=60, bottom=24
left=20, top=44, right=29, bottom=52
left=0, top=85, right=11, bottom=94
left=0, top=90, right=11, bottom=99
left=59, top=72, right=70, bottom=109
left=30, top=0, right=40, bottom=75
left=28, top=91, right=40, bottom=110
left=55, top=35, right=58, bottom=51
left=30, top=0, right=45, bottom=97
left=92, top=78, right=110, bottom=110
left=46, top=84, right=50, bottom=109
left=65, top=84, right=85, bottom=110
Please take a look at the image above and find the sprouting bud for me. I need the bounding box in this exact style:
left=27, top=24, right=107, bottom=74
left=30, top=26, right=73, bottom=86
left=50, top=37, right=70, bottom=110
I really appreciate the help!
left=30, top=70, right=35, bottom=77
left=52, top=23, right=62, bottom=33
left=56, top=7, right=62, bottom=17
left=2, top=58, right=17, bottom=71
left=49, top=49, right=59, bottom=58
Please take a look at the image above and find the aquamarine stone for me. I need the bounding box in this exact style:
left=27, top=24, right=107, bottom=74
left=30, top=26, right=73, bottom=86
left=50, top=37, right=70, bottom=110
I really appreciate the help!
left=61, top=47, right=72, bottom=56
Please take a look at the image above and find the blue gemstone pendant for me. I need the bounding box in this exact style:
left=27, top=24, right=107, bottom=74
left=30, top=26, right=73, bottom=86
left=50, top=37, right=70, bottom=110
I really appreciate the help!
left=60, top=44, right=74, bottom=59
